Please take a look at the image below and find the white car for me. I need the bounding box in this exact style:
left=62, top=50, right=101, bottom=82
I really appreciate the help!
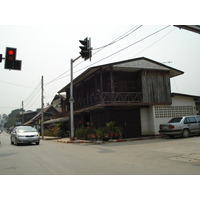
left=11, top=126, right=40, bottom=145
left=159, top=116, right=200, bottom=138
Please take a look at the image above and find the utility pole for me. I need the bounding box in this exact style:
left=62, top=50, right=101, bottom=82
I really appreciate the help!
left=22, top=101, right=24, bottom=125
left=41, top=76, right=44, bottom=139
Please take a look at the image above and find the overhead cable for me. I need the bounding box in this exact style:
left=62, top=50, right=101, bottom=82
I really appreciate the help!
left=45, top=25, right=142, bottom=86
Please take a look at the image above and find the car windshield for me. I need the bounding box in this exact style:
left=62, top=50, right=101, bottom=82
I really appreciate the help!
left=17, top=126, right=37, bottom=133
left=168, top=117, right=183, bottom=123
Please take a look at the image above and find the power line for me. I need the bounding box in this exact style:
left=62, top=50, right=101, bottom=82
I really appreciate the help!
left=24, top=81, right=40, bottom=103
left=24, top=87, right=40, bottom=108
left=93, top=25, right=142, bottom=50
left=45, top=25, right=142, bottom=86
left=0, top=79, right=35, bottom=89
left=71, top=25, right=172, bottom=76
left=47, top=25, right=172, bottom=83
left=133, top=27, right=176, bottom=57
left=25, top=92, right=41, bottom=110
left=20, top=81, right=41, bottom=111
left=45, top=70, right=70, bottom=86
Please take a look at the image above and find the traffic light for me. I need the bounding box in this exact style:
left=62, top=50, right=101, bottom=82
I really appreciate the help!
left=5, top=47, right=17, bottom=69
left=4, top=47, right=21, bottom=70
left=13, top=60, right=22, bottom=70
left=0, top=54, right=2, bottom=63
left=79, top=37, right=92, bottom=60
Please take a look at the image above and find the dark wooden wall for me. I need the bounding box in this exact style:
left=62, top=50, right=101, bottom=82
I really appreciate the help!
left=67, top=68, right=172, bottom=113
left=141, top=70, right=171, bottom=104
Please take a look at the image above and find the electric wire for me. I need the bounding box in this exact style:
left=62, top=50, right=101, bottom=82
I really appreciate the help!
left=24, top=87, right=41, bottom=109
left=46, top=25, right=171, bottom=82
left=92, top=25, right=142, bottom=50
left=23, top=81, right=40, bottom=103
left=57, top=25, right=171, bottom=80
left=45, top=69, right=70, bottom=86
left=0, top=79, right=36, bottom=89
left=45, top=25, right=142, bottom=86
left=133, top=27, right=176, bottom=57
left=1, top=26, right=172, bottom=114
left=23, top=81, right=41, bottom=110
left=25, top=92, right=41, bottom=110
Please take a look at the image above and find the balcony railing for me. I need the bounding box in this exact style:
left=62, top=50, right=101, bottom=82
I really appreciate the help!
left=74, top=92, right=143, bottom=110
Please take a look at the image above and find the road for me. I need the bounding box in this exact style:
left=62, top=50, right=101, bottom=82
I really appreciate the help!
left=1, top=131, right=200, bottom=175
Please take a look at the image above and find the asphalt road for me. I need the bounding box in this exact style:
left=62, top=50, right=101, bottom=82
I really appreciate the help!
left=1, top=131, right=200, bottom=175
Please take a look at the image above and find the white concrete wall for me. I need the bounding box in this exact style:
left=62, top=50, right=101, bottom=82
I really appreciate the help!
left=140, top=95, right=197, bottom=135
left=153, top=95, right=196, bottom=135
left=140, top=106, right=155, bottom=135
left=172, top=95, right=196, bottom=107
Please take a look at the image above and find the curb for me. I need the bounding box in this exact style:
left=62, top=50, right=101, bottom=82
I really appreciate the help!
left=40, top=137, right=61, bottom=140
left=57, top=135, right=165, bottom=144
left=57, top=139, right=105, bottom=144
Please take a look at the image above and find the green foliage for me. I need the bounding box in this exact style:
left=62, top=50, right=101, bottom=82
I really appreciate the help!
left=95, top=127, right=104, bottom=137
left=4, top=109, right=20, bottom=128
left=105, top=121, right=116, bottom=133
left=44, top=122, right=66, bottom=137
left=114, top=126, right=123, bottom=134
left=75, top=126, right=86, bottom=139
left=74, top=121, right=124, bottom=140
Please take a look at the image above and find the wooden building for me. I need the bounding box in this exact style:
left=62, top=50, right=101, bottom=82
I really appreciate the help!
left=58, top=57, right=184, bottom=138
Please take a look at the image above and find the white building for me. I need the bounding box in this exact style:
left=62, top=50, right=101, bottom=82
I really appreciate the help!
left=141, top=93, right=200, bottom=135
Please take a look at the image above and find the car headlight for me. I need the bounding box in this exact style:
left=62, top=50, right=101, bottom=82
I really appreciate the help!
left=17, top=134, right=25, bottom=137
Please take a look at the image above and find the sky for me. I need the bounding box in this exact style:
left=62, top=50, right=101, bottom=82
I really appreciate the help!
left=0, top=1, right=200, bottom=116
left=1, top=0, right=200, bottom=197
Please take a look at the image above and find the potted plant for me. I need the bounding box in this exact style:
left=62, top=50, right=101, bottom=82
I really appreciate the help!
left=95, top=127, right=104, bottom=140
left=114, top=126, right=123, bottom=138
left=85, top=122, right=96, bottom=140
left=105, top=121, right=116, bottom=138
left=75, top=126, right=86, bottom=139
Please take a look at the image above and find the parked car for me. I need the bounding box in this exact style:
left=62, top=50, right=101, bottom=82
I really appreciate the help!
left=159, top=116, right=200, bottom=138
left=10, top=126, right=40, bottom=145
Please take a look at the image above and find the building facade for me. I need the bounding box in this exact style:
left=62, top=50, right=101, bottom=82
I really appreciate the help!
left=58, top=57, right=195, bottom=138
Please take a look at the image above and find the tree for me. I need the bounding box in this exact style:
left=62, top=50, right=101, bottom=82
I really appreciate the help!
left=2, top=114, right=8, bottom=122
left=4, top=109, right=21, bottom=128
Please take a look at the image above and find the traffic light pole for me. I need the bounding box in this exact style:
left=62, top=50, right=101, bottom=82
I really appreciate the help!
left=69, top=37, right=91, bottom=140
left=69, top=55, right=81, bottom=140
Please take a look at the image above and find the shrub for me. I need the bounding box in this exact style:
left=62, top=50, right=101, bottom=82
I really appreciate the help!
left=75, top=126, right=86, bottom=139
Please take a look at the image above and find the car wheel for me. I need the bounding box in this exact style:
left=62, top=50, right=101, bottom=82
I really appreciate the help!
left=15, top=138, right=19, bottom=146
left=181, top=129, right=190, bottom=138
left=11, top=138, right=14, bottom=145
left=36, top=142, right=40, bottom=145
left=168, top=135, right=175, bottom=138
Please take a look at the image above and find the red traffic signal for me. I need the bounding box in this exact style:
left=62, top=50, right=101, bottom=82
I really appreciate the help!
left=8, top=50, right=14, bottom=55
left=5, top=47, right=17, bottom=69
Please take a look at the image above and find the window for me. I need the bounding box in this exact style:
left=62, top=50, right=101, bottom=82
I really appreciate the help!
left=168, top=117, right=182, bottom=123
left=184, top=118, right=189, bottom=124
left=188, top=117, right=197, bottom=124
left=196, top=116, right=200, bottom=123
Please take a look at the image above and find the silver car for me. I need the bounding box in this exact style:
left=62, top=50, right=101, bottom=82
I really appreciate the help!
left=159, top=116, right=200, bottom=138
left=11, top=126, right=40, bottom=145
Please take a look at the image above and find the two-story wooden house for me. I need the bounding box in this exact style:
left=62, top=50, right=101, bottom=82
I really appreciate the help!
left=58, top=57, right=184, bottom=138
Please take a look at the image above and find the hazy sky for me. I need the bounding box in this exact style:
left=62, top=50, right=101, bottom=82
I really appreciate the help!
left=0, top=1, right=199, bottom=115
left=1, top=0, right=200, bottom=198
